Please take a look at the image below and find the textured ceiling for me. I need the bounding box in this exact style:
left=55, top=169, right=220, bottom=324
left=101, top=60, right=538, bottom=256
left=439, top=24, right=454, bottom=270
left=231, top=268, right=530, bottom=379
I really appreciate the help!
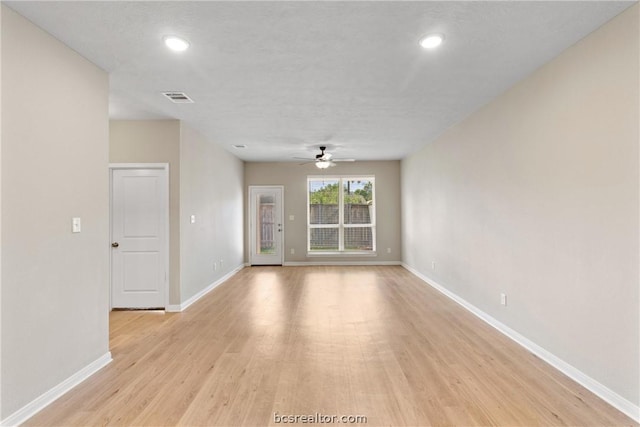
left=6, top=1, right=634, bottom=162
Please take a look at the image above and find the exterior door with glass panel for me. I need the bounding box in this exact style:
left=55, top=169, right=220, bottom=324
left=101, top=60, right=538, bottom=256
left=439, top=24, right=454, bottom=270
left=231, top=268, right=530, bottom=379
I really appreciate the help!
left=249, top=186, right=284, bottom=265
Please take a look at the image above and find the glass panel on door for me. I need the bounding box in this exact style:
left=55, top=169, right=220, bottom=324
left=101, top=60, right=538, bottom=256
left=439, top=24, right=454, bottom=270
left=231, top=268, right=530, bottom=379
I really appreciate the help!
left=257, top=194, right=276, bottom=254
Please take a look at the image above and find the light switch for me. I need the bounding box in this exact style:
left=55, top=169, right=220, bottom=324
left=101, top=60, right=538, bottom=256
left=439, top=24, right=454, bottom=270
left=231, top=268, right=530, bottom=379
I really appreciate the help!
left=72, top=217, right=81, bottom=233
left=500, top=293, right=507, bottom=306
left=289, top=215, right=295, bottom=221
left=190, top=215, right=196, bottom=224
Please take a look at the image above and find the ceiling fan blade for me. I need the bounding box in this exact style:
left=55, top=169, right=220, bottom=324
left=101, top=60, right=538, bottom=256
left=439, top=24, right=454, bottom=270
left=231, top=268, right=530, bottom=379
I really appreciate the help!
left=332, top=159, right=356, bottom=162
left=294, top=157, right=315, bottom=160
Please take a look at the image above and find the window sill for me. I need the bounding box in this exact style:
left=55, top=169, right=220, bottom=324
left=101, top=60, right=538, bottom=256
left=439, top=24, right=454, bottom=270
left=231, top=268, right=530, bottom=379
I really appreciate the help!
left=307, top=251, right=377, bottom=257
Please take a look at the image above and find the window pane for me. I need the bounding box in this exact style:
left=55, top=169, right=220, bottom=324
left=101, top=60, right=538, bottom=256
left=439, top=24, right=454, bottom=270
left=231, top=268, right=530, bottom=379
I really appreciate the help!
left=310, top=228, right=339, bottom=251
left=259, top=195, right=274, bottom=204
left=309, top=228, right=338, bottom=251
left=343, top=179, right=373, bottom=225
left=309, top=179, right=339, bottom=224
left=344, top=227, right=373, bottom=251
left=257, top=194, right=275, bottom=254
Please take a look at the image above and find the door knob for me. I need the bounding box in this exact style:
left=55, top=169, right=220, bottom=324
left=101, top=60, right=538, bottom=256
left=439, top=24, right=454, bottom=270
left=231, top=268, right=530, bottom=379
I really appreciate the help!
left=111, top=242, right=119, bottom=248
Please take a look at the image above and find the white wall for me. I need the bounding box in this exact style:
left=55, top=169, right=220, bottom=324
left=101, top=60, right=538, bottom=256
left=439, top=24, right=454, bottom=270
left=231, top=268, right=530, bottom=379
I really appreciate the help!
left=1, top=5, right=110, bottom=417
left=179, top=123, right=244, bottom=302
left=402, top=4, right=639, bottom=409
left=244, top=161, right=401, bottom=264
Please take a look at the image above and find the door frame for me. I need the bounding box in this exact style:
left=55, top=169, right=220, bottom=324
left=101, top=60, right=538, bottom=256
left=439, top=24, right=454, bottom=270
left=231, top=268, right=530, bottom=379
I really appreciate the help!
left=109, top=163, right=170, bottom=310
left=248, top=185, right=285, bottom=265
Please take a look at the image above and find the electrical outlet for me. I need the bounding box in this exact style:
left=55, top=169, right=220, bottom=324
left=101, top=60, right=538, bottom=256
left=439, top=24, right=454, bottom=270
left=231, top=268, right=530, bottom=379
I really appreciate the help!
left=190, top=215, right=196, bottom=224
left=290, top=248, right=295, bottom=255
left=213, top=262, right=218, bottom=271
left=500, top=293, right=507, bottom=306
left=431, top=261, right=436, bottom=270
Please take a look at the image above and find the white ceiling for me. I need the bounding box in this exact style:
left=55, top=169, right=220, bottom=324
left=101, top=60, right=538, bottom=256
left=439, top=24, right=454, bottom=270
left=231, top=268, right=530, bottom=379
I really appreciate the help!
left=6, top=1, right=634, bottom=162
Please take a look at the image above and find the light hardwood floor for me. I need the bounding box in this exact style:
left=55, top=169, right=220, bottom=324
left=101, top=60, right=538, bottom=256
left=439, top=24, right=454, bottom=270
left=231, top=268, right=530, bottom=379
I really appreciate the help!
left=26, top=266, right=636, bottom=426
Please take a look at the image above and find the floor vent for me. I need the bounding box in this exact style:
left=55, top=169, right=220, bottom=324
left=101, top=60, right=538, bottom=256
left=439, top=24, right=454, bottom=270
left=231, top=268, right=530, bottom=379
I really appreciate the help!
left=162, top=92, right=194, bottom=103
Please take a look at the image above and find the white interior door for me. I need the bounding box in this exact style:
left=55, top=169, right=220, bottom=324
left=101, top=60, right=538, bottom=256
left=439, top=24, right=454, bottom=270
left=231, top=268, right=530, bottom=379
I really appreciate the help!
left=249, top=186, right=284, bottom=265
left=111, top=166, right=168, bottom=308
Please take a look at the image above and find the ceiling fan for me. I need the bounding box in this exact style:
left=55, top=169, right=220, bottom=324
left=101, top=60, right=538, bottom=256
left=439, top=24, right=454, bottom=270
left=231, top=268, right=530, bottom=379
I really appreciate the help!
left=295, top=146, right=355, bottom=169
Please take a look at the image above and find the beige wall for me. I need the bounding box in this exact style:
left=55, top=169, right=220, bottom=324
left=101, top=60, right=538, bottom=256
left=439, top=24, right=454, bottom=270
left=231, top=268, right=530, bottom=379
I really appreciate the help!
left=245, top=161, right=401, bottom=264
left=402, top=5, right=639, bottom=407
left=179, top=124, right=244, bottom=301
left=109, top=120, right=181, bottom=304
left=110, top=120, right=245, bottom=305
left=1, top=5, right=110, bottom=417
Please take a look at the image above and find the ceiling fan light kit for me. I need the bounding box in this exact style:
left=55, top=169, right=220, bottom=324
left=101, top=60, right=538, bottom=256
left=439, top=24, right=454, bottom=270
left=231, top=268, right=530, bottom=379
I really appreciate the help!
left=315, top=161, right=332, bottom=169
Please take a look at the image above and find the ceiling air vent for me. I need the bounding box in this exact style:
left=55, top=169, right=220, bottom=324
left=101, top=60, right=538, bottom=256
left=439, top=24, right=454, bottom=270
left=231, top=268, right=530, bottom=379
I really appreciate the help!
left=162, top=92, right=194, bottom=104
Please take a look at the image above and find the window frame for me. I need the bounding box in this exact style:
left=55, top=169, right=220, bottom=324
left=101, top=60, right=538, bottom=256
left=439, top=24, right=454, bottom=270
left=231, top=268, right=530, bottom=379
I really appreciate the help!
left=307, top=175, right=376, bottom=255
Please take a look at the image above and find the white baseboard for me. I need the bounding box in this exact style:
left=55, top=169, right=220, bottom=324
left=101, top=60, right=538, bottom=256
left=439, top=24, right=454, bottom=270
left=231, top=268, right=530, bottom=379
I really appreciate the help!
left=283, top=261, right=401, bottom=266
left=0, top=352, right=112, bottom=427
left=166, top=264, right=244, bottom=313
left=401, top=263, right=640, bottom=423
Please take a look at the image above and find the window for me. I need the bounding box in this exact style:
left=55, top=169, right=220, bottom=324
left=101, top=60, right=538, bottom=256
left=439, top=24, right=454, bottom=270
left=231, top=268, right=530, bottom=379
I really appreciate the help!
left=307, top=176, right=375, bottom=254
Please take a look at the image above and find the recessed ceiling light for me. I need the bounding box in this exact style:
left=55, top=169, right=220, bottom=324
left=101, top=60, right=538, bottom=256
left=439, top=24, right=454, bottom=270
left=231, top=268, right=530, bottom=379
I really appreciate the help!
left=419, top=34, right=444, bottom=49
left=163, top=36, right=190, bottom=52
